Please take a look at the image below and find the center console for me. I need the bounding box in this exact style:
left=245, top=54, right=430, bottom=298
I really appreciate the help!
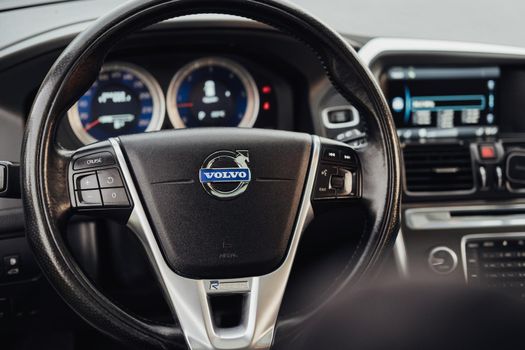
left=382, top=63, right=525, bottom=200
left=354, top=38, right=525, bottom=293
left=387, top=66, right=499, bottom=140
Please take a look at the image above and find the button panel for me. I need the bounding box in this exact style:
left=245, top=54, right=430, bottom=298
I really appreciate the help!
left=69, top=148, right=132, bottom=212
left=463, top=236, right=525, bottom=298
left=73, top=168, right=129, bottom=208
left=314, top=144, right=361, bottom=200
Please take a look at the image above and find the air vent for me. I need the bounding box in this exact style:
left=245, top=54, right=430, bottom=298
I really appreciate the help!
left=403, top=144, right=474, bottom=193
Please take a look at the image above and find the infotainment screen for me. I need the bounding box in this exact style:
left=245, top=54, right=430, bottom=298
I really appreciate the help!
left=386, top=66, right=500, bottom=139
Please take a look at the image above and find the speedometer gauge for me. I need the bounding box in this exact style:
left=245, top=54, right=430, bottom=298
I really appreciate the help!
left=166, top=57, right=259, bottom=128
left=67, top=62, right=165, bottom=144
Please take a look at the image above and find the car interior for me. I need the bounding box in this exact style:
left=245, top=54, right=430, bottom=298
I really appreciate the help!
left=2, top=0, right=525, bottom=349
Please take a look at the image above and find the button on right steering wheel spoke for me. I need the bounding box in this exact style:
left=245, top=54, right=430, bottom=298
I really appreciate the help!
left=313, top=140, right=362, bottom=201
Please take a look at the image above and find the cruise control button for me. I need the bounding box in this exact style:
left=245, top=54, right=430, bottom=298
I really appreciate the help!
left=97, top=168, right=123, bottom=188
left=314, top=165, right=338, bottom=199
left=73, top=152, right=115, bottom=170
left=76, top=190, right=102, bottom=206
left=75, top=173, right=98, bottom=190
left=101, top=188, right=130, bottom=207
left=322, top=148, right=340, bottom=162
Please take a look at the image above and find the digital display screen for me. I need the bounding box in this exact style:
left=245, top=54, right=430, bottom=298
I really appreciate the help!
left=386, top=66, right=500, bottom=139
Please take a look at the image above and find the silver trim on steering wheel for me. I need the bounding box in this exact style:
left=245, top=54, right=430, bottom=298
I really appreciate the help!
left=109, top=136, right=320, bottom=350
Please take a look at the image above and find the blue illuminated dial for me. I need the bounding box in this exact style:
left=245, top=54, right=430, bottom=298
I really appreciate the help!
left=167, top=57, right=259, bottom=128
left=68, top=63, right=165, bottom=144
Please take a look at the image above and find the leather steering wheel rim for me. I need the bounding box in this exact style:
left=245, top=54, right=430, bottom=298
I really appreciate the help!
left=22, top=0, right=401, bottom=349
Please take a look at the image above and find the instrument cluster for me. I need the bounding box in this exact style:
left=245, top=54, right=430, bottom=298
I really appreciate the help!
left=67, top=57, right=274, bottom=145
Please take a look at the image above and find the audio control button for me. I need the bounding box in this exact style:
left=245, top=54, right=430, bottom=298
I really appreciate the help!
left=322, top=148, right=340, bottom=162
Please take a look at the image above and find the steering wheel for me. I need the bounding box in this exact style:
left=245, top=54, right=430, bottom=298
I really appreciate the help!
left=22, top=0, right=401, bottom=349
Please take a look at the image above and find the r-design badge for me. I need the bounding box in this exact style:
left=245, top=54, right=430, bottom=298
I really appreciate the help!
left=199, top=150, right=251, bottom=199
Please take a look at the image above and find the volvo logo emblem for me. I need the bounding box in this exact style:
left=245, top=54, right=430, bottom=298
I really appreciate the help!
left=199, top=150, right=251, bottom=199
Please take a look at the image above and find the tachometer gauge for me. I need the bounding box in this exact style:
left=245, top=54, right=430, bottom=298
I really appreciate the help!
left=166, top=57, right=259, bottom=128
left=67, top=62, right=165, bottom=144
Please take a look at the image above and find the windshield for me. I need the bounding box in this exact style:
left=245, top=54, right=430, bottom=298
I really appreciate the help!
left=0, top=0, right=74, bottom=11
left=293, top=0, right=522, bottom=46
left=0, top=0, right=523, bottom=47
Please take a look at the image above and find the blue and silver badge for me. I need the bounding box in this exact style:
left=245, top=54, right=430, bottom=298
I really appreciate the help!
left=199, top=150, right=251, bottom=199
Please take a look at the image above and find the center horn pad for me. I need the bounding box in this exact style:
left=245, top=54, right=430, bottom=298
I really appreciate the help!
left=119, top=128, right=312, bottom=278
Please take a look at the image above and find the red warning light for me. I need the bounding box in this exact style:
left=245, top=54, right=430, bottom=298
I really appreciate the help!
left=262, top=102, right=271, bottom=111
left=262, top=85, right=272, bottom=94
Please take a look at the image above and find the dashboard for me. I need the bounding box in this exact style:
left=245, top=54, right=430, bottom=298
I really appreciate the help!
left=5, top=13, right=525, bottom=337
left=55, top=30, right=301, bottom=150
left=354, top=39, right=525, bottom=297
left=61, top=53, right=525, bottom=153
left=0, top=24, right=353, bottom=330
left=66, top=57, right=271, bottom=145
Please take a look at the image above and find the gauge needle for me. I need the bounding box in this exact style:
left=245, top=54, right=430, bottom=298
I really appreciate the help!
left=177, top=102, right=194, bottom=108
left=84, top=119, right=100, bottom=131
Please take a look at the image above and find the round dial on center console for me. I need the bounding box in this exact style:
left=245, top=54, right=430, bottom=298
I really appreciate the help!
left=428, top=246, right=458, bottom=274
